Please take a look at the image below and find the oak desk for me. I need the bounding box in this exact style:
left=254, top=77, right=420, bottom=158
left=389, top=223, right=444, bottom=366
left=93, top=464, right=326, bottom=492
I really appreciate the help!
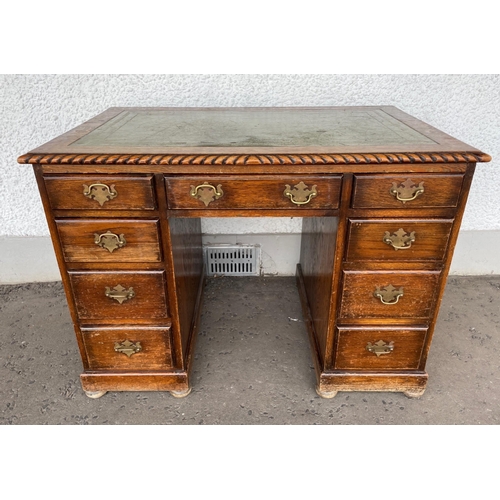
left=18, top=106, right=491, bottom=399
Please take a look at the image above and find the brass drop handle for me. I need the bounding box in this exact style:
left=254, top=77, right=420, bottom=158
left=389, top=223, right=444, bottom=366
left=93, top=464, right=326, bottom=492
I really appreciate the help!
left=94, top=231, right=126, bottom=253
left=374, top=285, right=404, bottom=305
left=105, top=284, right=135, bottom=304
left=390, top=179, right=424, bottom=204
left=83, top=183, right=118, bottom=206
left=366, top=340, right=394, bottom=357
left=383, top=228, right=415, bottom=250
left=283, top=181, right=317, bottom=205
left=114, top=340, right=142, bottom=357
left=190, top=182, right=224, bottom=207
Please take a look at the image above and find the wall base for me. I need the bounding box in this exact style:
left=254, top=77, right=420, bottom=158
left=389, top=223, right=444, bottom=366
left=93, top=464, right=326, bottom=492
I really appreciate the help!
left=1, top=230, right=499, bottom=283
left=0, top=237, right=60, bottom=284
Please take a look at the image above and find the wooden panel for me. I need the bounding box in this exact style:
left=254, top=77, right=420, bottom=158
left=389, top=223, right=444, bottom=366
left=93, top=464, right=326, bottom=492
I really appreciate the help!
left=318, top=372, right=428, bottom=395
left=39, top=162, right=471, bottom=176
left=167, top=217, right=204, bottom=357
left=165, top=175, right=341, bottom=210
left=80, top=372, right=189, bottom=393
left=44, top=175, right=156, bottom=210
left=299, top=217, right=338, bottom=364
left=352, top=174, right=464, bottom=209
left=346, top=219, right=453, bottom=261
left=339, top=270, right=440, bottom=321
left=335, top=327, right=427, bottom=370
left=68, top=271, right=169, bottom=323
left=56, top=219, right=162, bottom=263
left=82, top=326, right=172, bottom=370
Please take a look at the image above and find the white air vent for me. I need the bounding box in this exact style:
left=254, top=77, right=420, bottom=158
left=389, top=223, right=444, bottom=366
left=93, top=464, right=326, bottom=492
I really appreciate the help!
left=204, top=244, right=260, bottom=276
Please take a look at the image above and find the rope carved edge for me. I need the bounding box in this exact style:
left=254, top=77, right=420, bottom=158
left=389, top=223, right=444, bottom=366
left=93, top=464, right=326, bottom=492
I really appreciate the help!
left=17, top=152, right=491, bottom=165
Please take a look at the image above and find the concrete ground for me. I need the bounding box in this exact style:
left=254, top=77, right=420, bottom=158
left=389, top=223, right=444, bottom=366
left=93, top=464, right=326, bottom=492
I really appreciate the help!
left=1, top=276, right=499, bottom=425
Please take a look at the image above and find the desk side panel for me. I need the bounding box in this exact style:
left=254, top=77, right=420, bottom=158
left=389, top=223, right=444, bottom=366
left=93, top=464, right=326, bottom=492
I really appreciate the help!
left=299, top=216, right=338, bottom=366
left=167, top=217, right=204, bottom=358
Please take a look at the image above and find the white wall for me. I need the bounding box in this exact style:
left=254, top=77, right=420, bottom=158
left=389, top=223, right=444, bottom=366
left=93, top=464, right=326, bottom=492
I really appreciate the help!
left=1, top=75, right=499, bottom=282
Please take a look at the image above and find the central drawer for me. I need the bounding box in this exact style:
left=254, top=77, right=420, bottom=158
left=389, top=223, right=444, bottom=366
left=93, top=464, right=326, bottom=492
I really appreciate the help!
left=68, top=270, right=169, bottom=323
left=165, top=175, right=342, bottom=210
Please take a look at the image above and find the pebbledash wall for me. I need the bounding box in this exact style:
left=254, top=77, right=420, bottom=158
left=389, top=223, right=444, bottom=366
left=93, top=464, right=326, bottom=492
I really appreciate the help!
left=1, top=74, right=499, bottom=283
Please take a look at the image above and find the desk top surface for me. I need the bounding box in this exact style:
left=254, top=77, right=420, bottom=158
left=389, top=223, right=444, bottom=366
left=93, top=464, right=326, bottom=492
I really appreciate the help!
left=18, top=106, right=491, bottom=166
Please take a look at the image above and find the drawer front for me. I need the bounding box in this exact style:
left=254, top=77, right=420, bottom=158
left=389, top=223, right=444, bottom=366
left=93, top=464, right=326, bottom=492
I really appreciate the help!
left=56, top=219, right=162, bottom=263
left=165, top=175, right=342, bottom=210
left=82, top=326, right=173, bottom=370
left=335, top=327, right=427, bottom=371
left=346, top=219, right=453, bottom=261
left=44, top=175, right=156, bottom=210
left=339, top=271, right=440, bottom=321
left=352, top=174, right=464, bottom=209
left=68, top=271, right=169, bottom=322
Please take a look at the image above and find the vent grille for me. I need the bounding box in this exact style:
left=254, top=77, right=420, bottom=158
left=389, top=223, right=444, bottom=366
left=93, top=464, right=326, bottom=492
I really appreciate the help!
left=204, top=245, right=260, bottom=276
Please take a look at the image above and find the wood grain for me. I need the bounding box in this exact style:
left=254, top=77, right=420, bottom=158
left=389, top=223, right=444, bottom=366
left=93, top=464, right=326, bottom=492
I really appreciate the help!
left=165, top=175, right=341, bottom=210
left=339, top=270, right=441, bottom=321
left=68, top=270, right=169, bottom=323
left=44, top=175, right=156, bottom=210
left=20, top=151, right=491, bottom=166
left=351, top=173, right=464, bottom=208
left=37, top=162, right=472, bottom=176
left=55, top=218, right=162, bottom=263
left=80, top=372, right=189, bottom=393
left=168, top=217, right=204, bottom=357
left=81, top=326, right=172, bottom=370
left=334, top=327, right=427, bottom=370
left=299, top=217, right=338, bottom=364
left=345, top=219, right=453, bottom=262
left=317, top=372, right=428, bottom=395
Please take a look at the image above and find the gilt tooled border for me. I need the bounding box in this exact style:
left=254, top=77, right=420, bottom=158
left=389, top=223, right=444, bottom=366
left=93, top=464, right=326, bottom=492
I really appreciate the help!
left=17, top=152, right=491, bottom=165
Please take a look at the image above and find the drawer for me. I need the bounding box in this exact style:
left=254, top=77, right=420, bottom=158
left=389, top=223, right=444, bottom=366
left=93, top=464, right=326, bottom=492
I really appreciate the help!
left=339, top=270, right=440, bottom=321
left=346, top=219, right=453, bottom=261
left=352, top=174, right=464, bottom=209
left=56, top=219, right=162, bottom=263
left=334, top=327, right=427, bottom=371
left=68, top=271, right=169, bottom=322
left=165, top=175, right=342, bottom=210
left=81, top=326, right=173, bottom=371
left=44, top=175, right=156, bottom=210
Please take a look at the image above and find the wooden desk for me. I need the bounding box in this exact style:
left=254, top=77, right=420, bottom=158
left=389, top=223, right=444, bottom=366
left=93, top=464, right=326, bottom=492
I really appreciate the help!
left=18, top=106, right=491, bottom=399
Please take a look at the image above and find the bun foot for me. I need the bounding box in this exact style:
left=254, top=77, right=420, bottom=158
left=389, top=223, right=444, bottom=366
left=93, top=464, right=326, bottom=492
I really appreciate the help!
left=85, top=390, right=107, bottom=399
left=403, top=388, right=426, bottom=399
left=316, top=387, right=338, bottom=399
left=170, top=387, right=192, bottom=398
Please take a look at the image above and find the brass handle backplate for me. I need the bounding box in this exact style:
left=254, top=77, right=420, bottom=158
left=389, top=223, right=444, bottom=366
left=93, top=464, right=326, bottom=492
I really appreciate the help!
left=374, top=285, right=404, bottom=305
left=190, top=182, right=224, bottom=207
left=383, top=228, right=415, bottom=250
left=83, top=183, right=118, bottom=206
left=105, top=284, right=135, bottom=304
left=94, top=231, right=126, bottom=253
left=390, top=179, right=424, bottom=203
left=114, top=340, right=142, bottom=357
left=283, top=181, right=317, bottom=205
left=366, top=340, right=394, bottom=357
